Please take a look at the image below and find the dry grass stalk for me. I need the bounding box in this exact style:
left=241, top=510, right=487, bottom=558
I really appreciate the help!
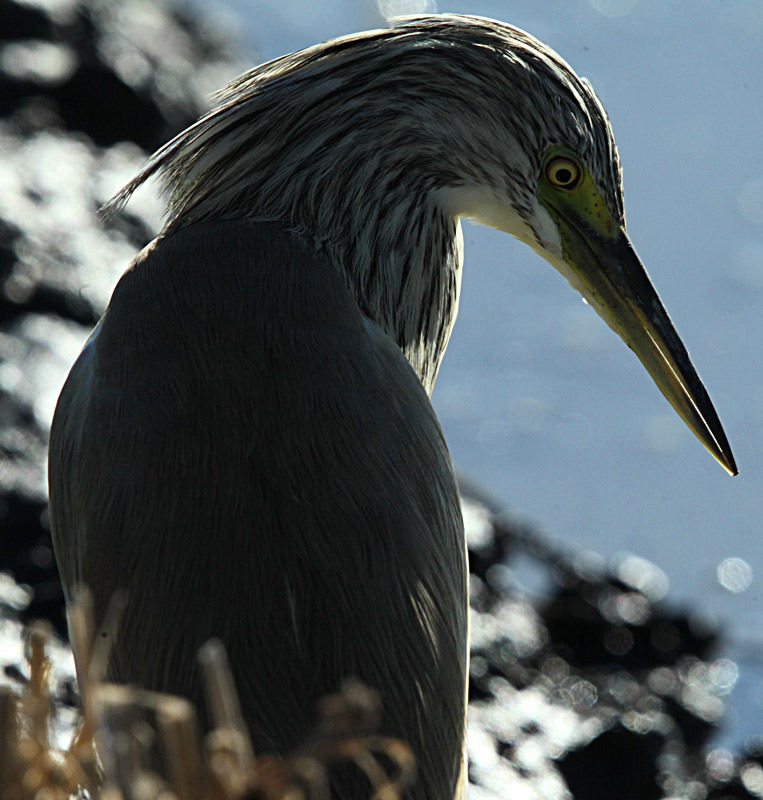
left=157, top=695, right=207, bottom=800
left=1, top=597, right=416, bottom=800
left=0, top=621, right=98, bottom=799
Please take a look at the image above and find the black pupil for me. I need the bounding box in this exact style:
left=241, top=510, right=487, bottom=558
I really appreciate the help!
left=555, top=167, right=573, bottom=184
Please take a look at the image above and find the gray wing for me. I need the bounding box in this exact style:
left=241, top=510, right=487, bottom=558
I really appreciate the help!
left=48, top=219, right=467, bottom=800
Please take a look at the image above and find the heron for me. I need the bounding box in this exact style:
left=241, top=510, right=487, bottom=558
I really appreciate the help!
left=48, top=14, right=737, bottom=800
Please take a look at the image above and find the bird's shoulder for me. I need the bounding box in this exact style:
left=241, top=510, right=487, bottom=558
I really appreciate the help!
left=50, top=219, right=462, bottom=549
left=88, top=219, right=437, bottom=422
left=93, top=220, right=357, bottom=378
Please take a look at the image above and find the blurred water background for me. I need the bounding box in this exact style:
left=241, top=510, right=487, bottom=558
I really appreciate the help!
left=5, top=0, right=758, bottom=766
left=192, top=0, right=763, bottom=749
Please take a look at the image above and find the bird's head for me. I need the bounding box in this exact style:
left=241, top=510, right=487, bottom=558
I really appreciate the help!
left=448, top=133, right=737, bottom=474
left=105, top=13, right=735, bottom=474
left=424, top=16, right=737, bottom=475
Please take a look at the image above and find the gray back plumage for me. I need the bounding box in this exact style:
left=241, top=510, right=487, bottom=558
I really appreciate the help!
left=105, top=14, right=622, bottom=391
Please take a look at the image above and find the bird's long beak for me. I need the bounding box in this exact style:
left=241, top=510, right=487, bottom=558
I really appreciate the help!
left=544, top=200, right=737, bottom=476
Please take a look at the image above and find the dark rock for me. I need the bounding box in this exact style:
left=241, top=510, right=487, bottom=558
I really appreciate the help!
left=558, top=725, right=663, bottom=800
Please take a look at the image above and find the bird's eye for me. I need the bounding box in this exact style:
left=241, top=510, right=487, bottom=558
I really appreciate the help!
left=545, top=157, right=581, bottom=189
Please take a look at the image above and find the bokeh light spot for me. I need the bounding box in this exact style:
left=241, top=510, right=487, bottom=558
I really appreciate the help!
left=717, top=557, right=753, bottom=593
left=741, top=762, right=763, bottom=796
left=708, top=658, right=739, bottom=692
left=707, top=749, right=735, bottom=782
left=613, top=553, right=669, bottom=601
left=378, top=0, right=436, bottom=20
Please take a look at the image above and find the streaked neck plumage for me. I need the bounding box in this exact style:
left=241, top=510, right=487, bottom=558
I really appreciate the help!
left=105, top=14, right=621, bottom=393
